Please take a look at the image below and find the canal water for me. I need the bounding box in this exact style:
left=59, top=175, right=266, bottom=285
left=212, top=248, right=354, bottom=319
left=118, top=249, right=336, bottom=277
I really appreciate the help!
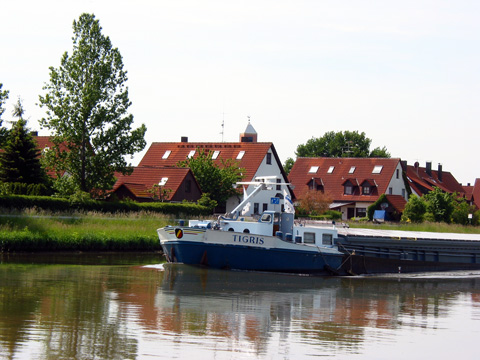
left=1, top=254, right=480, bottom=360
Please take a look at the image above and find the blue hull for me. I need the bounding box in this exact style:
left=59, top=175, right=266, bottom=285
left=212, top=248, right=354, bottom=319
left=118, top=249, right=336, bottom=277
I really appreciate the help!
left=161, top=241, right=343, bottom=275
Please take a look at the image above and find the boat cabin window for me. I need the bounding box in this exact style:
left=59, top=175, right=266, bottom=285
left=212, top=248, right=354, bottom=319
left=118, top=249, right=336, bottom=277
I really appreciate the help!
left=322, top=233, right=333, bottom=245
left=304, top=232, right=315, bottom=244
left=260, top=213, right=272, bottom=223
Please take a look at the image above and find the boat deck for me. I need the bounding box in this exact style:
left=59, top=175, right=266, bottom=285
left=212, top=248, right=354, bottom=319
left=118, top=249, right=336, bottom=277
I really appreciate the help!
left=337, top=228, right=480, bottom=242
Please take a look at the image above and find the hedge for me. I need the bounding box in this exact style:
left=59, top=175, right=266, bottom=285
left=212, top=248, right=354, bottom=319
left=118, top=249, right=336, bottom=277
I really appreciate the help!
left=0, top=195, right=212, bottom=217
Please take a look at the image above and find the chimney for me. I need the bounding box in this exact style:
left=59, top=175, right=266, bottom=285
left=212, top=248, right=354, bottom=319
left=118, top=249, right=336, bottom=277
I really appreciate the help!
left=426, top=162, right=432, bottom=177
left=181, top=136, right=188, bottom=143
left=414, top=161, right=419, bottom=175
left=438, top=163, right=443, bottom=182
left=401, top=160, right=407, bottom=171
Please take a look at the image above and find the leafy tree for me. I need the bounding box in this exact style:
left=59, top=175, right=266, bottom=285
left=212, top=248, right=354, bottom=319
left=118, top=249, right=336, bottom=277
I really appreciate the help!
left=296, top=189, right=332, bottom=216
left=451, top=198, right=478, bottom=225
left=401, top=194, right=427, bottom=223
left=283, top=157, right=294, bottom=175
left=177, top=148, right=244, bottom=206
left=0, top=99, right=47, bottom=184
left=423, top=187, right=455, bottom=223
left=38, top=13, right=146, bottom=196
left=296, top=130, right=390, bottom=158
left=0, top=83, right=9, bottom=146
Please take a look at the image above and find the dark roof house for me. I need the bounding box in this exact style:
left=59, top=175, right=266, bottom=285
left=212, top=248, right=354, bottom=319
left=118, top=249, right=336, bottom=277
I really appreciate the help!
left=111, top=166, right=201, bottom=202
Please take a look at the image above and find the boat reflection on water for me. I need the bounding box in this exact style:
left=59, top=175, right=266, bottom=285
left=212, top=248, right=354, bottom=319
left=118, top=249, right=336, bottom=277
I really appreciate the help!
left=155, top=264, right=480, bottom=355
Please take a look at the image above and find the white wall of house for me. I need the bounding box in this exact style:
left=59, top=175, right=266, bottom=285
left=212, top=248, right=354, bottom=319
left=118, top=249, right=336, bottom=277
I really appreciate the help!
left=386, top=162, right=408, bottom=200
left=225, top=148, right=292, bottom=217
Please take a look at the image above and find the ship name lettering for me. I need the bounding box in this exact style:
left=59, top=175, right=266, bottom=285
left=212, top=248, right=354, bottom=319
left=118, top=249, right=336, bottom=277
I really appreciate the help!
left=232, top=234, right=264, bottom=245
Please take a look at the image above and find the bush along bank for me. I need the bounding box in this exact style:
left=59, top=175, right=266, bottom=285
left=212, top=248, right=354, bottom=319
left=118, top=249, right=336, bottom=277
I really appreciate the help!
left=0, top=195, right=212, bottom=217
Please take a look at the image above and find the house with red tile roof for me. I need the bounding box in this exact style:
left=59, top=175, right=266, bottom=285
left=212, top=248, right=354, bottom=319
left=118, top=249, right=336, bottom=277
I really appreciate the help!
left=288, top=157, right=408, bottom=221
left=111, top=166, right=201, bottom=202
left=405, top=161, right=465, bottom=197
left=136, top=122, right=292, bottom=214
left=463, top=178, right=480, bottom=210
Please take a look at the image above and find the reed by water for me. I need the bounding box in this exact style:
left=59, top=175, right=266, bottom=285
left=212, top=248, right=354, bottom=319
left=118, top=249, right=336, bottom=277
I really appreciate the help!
left=0, top=208, right=176, bottom=252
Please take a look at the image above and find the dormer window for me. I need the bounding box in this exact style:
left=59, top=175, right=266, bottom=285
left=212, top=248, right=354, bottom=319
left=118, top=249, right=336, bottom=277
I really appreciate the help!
left=212, top=150, right=220, bottom=159
left=363, top=186, right=371, bottom=195
left=372, top=165, right=383, bottom=174
left=236, top=151, right=245, bottom=160
left=308, top=166, right=319, bottom=174
left=187, top=150, right=195, bottom=158
left=349, top=166, right=356, bottom=174
left=344, top=185, right=353, bottom=195
left=327, top=166, right=335, bottom=174
left=162, top=150, right=171, bottom=159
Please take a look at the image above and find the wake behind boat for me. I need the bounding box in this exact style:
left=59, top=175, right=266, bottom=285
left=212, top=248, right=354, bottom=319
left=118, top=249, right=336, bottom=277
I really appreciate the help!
left=157, top=177, right=344, bottom=275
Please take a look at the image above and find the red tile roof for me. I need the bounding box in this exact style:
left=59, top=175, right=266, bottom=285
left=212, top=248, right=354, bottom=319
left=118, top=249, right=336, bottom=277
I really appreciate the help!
left=112, top=166, right=200, bottom=201
left=138, top=142, right=279, bottom=182
left=385, top=195, right=407, bottom=213
left=289, top=157, right=402, bottom=202
left=406, top=163, right=465, bottom=196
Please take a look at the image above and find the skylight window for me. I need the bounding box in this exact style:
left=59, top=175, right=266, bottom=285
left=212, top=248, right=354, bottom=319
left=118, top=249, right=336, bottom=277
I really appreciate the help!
left=372, top=165, right=383, bottom=174
left=236, top=151, right=245, bottom=160
left=327, top=166, right=335, bottom=174
left=159, top=177, right=168, bottom=186
left=308, top=166, right=319, bottom=173
left=187, top=150, right=196, bottom=158
left=212, top=150, right=220, bottom=159
left=349, top=166, right=356, bottom=174
left=162, top=150, right=171, bottom=159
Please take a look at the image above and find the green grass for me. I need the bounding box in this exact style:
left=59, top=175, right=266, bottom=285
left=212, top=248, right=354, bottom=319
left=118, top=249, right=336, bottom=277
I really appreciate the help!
left=0, top=209, right=178, bottom=252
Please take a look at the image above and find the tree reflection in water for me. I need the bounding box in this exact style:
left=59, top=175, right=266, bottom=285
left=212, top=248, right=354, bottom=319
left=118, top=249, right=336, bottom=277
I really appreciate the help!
left=1, top=255, right=480, bottom=359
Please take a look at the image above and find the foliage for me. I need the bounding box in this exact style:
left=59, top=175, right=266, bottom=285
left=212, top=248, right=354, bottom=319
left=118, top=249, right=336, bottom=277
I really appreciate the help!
left=283, top=157, right=294, bottom=175
left=38, top=13, right=146, bottom=196
left=0, top=101, right=48, bottom=185
left=177, top=148, right=245, bottom=206
left=401, top=194, right=427, bottom=223
left=367, top=194, right=387, bottom=220
left=0, top=194, right=212, bottom=217
left=296, top=189, right=332, bottom=216
left=196, top=193, right=218, bottom=211
left=0, top=182, right=51, bottom=196
left=0, top=83, right=9, bottom=146
left=451, top=198, right=478, bottom=226
left=50, top=175, right=81, bottom=197
left=423, top=187, right=455, bottom=223
left=147, top=184, right=172, bottom=202
left=295, top=130, right=390, bottom=158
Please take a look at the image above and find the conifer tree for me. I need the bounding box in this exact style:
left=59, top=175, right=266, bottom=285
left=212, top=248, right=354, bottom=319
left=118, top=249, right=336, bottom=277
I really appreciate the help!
left=0, top=99, right=46, bottom=184
left=0, top=83, right=9, bottom=147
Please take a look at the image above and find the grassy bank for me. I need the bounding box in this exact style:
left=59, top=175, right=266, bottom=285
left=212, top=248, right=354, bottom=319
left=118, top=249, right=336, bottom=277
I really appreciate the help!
left=0, top=209, right=177, bottom=253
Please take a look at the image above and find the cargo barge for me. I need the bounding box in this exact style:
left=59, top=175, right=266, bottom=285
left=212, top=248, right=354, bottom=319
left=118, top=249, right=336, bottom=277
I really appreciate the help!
left=336, top=227, right=480, bottom=275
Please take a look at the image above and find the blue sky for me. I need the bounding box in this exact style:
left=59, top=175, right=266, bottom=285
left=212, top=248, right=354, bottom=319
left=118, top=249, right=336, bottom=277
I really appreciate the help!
left=1, top=0, right=479, bottom=185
